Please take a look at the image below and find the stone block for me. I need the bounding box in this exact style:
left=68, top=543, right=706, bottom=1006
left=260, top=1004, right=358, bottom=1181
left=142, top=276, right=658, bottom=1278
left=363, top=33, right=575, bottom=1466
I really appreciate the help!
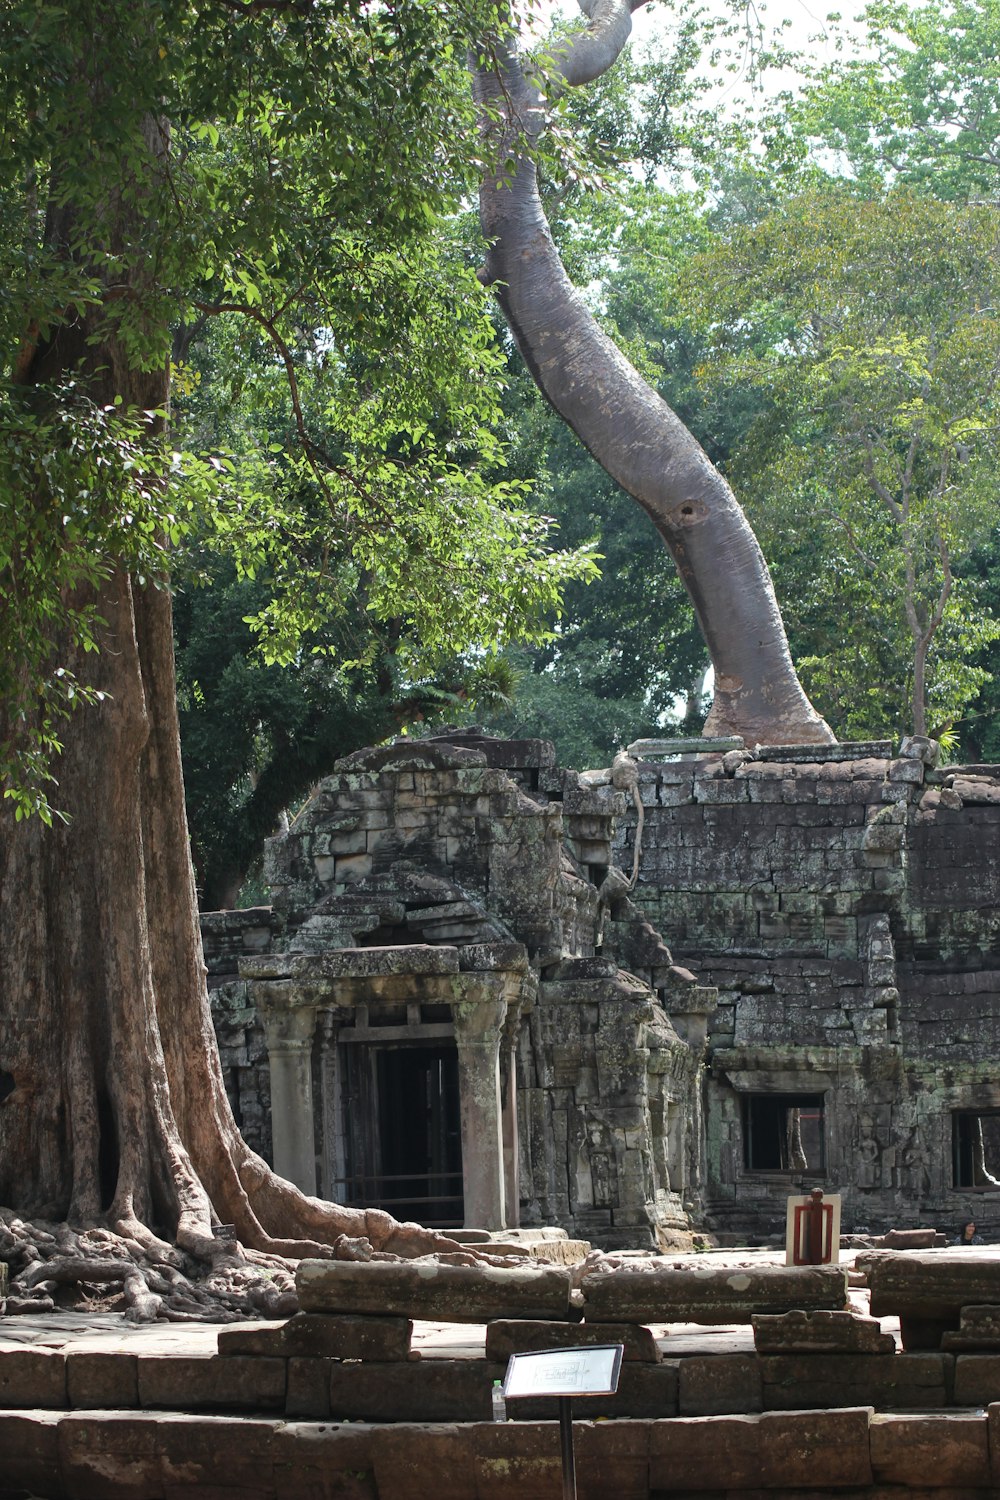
left=757, top=1406, right=874, bottom=1488
left=328, top=1358, right=501, bottom=1423
left=137, top=1354, right=286, bottom=1411
left=0, top=1347, right=67, bottom=1407
left=870, top=1413, right=989, bottom=1487
left=156, top=1413, right=279, bottom=1494
left=286, top=1357, right=331, bottom=1419
left=371, top=1423, right=476, bottom=1500
left=66, top=1350, right=139, bottom=1408
left=679, top=1354, right=762, bottom=1415
left=648, top=1413, right=763, bottom=1491
left=759, top=1352, right=949, bottom=1410
left=511, top=1361, right=678, bottom=1421
left=942, top=1305, right=1000, bottom=1351
left=59, top=1412, right=167, bottom=1500
left=297, top=1259, right=572, bottom=1323
left=576, top=1419, right=651, bottom=1500
left=954, top=1354, right=1000, bottom=1406
left=473, top=1420, right=564, bottom=1499
left=581, top=1263, right=847, bottom=1325
left=273, top=1421, right=375, bottom=1500
left=867, top=1253, right=1000, bottom=1329
left=486, top=1318, right=658, bottom=1363
left=752, top=1309, right=894, bottom=1355
left=988, top=1402, right=1000, bottom=1484
left=0, top=1411, right=62, bottom=1496
left=218, top=1312, right=412, bottom=1361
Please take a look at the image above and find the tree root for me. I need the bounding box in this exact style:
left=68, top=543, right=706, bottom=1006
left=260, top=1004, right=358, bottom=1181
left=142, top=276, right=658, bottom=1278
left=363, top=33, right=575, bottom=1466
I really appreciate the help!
left=0, top=1209, right=296, bottom=1323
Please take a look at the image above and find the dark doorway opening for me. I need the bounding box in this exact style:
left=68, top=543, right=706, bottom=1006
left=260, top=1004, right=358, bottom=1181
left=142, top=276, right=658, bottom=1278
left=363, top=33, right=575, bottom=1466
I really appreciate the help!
left=743, top=1093, right=825, bottom=1173
left=339, top=1042, right=463, bottom=1227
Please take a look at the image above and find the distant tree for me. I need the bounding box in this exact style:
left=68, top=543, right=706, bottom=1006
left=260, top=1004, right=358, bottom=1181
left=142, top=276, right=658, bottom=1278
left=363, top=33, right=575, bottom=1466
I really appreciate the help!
left=792, top=0, right=1000, bottom=202
left=682, top=183, right=1000, bottom=738
left=473, top=0, right=833, bottom=748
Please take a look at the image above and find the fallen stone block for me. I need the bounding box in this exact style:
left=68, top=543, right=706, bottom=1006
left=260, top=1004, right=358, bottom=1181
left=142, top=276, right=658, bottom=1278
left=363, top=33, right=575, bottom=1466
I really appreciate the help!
left=0, top=1348, right=67, bottom=1408
left=297, top=1259, right=572, bottom=1323
left=137, top=1354, right=286, bottom=1412
left=66, top=1350, right=139, bottom=1409
left=486, top=1318, right=658, bottom=1363
left=759, top=1352, right=950, bottom=1411
left=679, top=1354, right=762, bottom=1415
left=581, top=1263, right=847, bottom=1325
left=865, top=1253, right=1000, bottom=1350
left=218, top=1312, right=412, bottom=1361
left=757, top=1406, right=874, bottom=1488
left=648, top=1413, right=763, bottom=1491
left=752, top=1309, right=895, bottom=1355
left=870, top=1412, right=989, bottom=1487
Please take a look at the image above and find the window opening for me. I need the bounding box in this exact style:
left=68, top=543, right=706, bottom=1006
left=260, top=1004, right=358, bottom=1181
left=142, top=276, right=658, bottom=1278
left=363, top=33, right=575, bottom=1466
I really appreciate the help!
left=743, top=1093, right=825, bottom=1173
left=953, top=1111, right=1000, bottom=1189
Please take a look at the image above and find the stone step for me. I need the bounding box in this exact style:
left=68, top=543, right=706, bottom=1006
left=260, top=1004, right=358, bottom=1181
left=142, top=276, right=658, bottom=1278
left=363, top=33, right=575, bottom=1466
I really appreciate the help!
left=8, top=1403, right=1000, bottom=1498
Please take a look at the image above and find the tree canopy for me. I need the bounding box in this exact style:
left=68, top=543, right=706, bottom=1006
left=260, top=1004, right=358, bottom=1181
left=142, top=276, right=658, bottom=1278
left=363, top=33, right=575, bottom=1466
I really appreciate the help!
left=0, top=0, right=595, bottom=825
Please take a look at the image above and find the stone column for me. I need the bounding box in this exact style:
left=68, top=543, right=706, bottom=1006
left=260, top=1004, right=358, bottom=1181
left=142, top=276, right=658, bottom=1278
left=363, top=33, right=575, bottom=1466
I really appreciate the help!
left=318, top=1011, right=343, bottom=1202
left=500, top=976, right=527, bottom=1229
left=452, top=985, right=507, bottom=1230
left=261, top=1001, right=318, bottom=1195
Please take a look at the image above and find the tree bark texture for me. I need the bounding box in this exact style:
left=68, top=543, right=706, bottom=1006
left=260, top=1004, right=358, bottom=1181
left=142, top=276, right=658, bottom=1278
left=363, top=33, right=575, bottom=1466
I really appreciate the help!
left=475, top=13, right=834, bottom=747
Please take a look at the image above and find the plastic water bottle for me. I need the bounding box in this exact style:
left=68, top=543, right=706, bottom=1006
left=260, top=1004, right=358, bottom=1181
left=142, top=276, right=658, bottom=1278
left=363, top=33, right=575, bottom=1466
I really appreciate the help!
left=491, top=1379, right=507, bottom=1422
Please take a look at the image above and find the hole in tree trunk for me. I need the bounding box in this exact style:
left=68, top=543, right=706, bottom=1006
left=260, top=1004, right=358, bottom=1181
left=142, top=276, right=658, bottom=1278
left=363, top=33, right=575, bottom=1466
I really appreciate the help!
left=0, top=1070, right=14, bottom=1103
left=96, top=1088, right=120, bottom=1213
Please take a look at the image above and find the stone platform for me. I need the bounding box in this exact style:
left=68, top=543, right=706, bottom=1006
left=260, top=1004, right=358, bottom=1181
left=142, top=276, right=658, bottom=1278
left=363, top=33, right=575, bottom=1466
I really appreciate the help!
left=6, top=1251, right=1000, bottom=1496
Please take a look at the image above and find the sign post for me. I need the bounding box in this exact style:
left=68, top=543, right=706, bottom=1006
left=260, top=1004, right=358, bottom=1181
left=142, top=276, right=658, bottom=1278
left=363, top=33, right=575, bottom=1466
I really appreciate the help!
left=785, top=1188, right=842, bottom=1265
left=502, top=1345, right=624, bottom=1500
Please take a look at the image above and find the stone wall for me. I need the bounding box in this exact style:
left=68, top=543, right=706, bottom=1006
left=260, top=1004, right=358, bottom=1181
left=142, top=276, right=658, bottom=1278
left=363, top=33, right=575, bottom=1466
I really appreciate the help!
left=206, top=735, right=711, bottom=1249
left=613, top=742, right=1000, bottom=1239
left=204, top=734, right=1000, bottom=1245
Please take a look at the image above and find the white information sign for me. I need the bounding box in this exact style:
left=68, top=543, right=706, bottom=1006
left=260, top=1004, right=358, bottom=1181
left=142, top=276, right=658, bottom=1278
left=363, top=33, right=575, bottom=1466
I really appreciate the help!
left=502, top=1345, right=624, bottom=1400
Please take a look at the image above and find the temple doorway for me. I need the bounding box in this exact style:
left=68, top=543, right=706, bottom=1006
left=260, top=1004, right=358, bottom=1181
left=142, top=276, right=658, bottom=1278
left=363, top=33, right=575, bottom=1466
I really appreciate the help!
left=336, top=1041, right=464, bottom=1227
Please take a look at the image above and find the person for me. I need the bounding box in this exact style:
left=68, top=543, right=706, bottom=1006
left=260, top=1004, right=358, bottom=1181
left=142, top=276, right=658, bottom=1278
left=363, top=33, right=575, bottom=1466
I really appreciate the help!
left=955, top=1220, right=983, bottom=1245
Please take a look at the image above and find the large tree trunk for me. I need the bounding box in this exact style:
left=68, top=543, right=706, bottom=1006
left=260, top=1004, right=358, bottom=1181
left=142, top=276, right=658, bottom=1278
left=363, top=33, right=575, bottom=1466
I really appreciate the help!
left=475, top=15, right=834, bottom=747
left=0, top=105, right=466, bottom=1264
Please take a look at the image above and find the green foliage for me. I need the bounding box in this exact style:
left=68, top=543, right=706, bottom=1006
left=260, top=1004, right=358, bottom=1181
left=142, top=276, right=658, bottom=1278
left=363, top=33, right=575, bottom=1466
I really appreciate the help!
left=0, top=0, right=598, bottom=819
left=789, top=0, right=1000, bottom=201
left=0, top=381, right=216, bottom=821
left=681, top=182, right=1000, bottom=737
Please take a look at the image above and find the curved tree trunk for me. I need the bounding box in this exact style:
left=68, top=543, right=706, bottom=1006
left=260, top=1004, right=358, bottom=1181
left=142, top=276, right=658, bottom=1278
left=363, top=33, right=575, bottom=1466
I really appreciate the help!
left=475, top=17, right=834, bottom=747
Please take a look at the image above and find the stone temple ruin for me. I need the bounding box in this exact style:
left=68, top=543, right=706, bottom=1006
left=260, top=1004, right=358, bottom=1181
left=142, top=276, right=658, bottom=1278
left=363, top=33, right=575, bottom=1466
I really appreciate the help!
left=203, top=731, right=1000, bottom=1246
